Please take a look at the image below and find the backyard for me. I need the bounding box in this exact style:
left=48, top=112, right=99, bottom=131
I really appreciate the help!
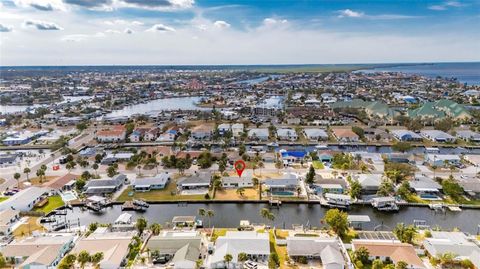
left=116, top=181, right=207, bottom=202
left=34, top=195, right=65, bottom=214
left=214, top=188, right=259, bottom=200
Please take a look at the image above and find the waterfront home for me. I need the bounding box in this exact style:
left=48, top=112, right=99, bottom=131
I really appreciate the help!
left=112, top=213, right=135, bottom=231
left=1, top=234, right=75, bottom=268
left=331, top=128, right=359, bottom=143
left=0, top=153, right=18, bottom=167
left=2, top=130, right=47, bottom=146
left=101, top=152, right=135, bottom=165
left=391, top=129, right=423, bottom=142
left=177, top=172, right=211, bottom=193
left=385, top=153, right=413, bottom=164
left=277, top=128, right=298, bottom=141
left=263, top=174, right=299, bottom=196
left=455, top=175, right=480, bottom=198
left=351, top=240, right=425, bottom=269
left=409, top=175, right=442, bottom=200
left=209, top=231, right=270, bottom=269
left=281, top=150, right=307, bottom=165
left=456, top=130, right=480, bottom=142
left=95, top=125, right=126, bottom=143
left=371, top=196, right=399, bottom=211
left=303, top=128, right=329, bottom=141
left=191, top=124, right=213, bottom=140
left=0, top=209, right=20, bottom=235
left=217, top=123, right=231, bottom=135
left=312, top=175, right=347, bottom=194
left=425, top=154, right=461, bottom=167
left=146, top=231, right=202, bottom=269
left=45, top=173, right=77, bottom=192
left=156, top=131, right=176, bottom=142
left=231, top=123, right=244, bottom=137
left=420, top=130, right=455, bottom=143
left=0, top=186, right=50, bottom=211
left=248, top=128, right=269, bottom=141
left=83, top=174, right=126, bottom=195
left=354, top=174, right=383, bottom=194
left=129, top=128, right=146, bottom=142
left=71, top=230, right=133, bottom=269
left=222, top=175, right=254, bottom=188
left=132, top=173, right=170, bottom=192
left=287, top=236, right=346, bottom=269
left=422, top=231, right=480, bottom=269
left=172, top=216, right=197, bottom=227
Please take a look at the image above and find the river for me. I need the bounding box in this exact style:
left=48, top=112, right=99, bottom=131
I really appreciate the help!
left=52, top=203, right=480, bottom=234
left=0, top=96, right=93, bottom=114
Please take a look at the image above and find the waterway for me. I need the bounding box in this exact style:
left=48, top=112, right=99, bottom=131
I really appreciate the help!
left=55, top=203, right=480, bottom=234
left=0, top=96, right=93, bottom=114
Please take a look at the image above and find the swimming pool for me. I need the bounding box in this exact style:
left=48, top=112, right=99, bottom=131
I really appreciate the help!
left=61, top=191, right=78, bottom=202
left=271, top=191, right=295, bottom=196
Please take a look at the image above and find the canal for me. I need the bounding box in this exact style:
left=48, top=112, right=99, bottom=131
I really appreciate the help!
left=53, top=203, right=480, bottom=234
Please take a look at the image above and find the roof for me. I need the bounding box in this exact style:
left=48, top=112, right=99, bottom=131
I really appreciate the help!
left=352, top=240, right=425, bottom=268
left=277, top=128, right=297, bottom=137
left=321, top=245, right=345, bottom=265
left=222, top=176, right=253, bottom=185
left=423, top=232, right=480, bottom=269
left=172, top=243, right=200, bottom=263
left=421, top=130, right=455, bottom=140
left=281, top=151, right=307, bottom=158
left=287, top=236, right=340, bottom=257
left=147, top=231, right=202, bottom=255
left=72, top=234, right=132, bottom=268
left=248, top=128, right=269, bottom=137
left=391, top=129, right=422, bottom=139
left=263, top=174, right=299, bottom=187
left=410, top=175, right=442, bottom=191
left=46, top=173, right=78, bottom=190
left=211, top=232, right=270, bottom=264
left=304, top=128, right=328, bottom=138
left=177, top=174, right=211, bottom=186
left=332, top=128, right=359, bottom=139
left=355, top=174, right=383, bottom=188
left=0, top=209, right=19, bottom=226
left=133, top=173, right=170, bottom=187
left=0, top=187, right=50, bottom=211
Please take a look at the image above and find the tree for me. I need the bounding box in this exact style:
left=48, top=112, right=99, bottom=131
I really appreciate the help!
left=349, top=179, right=362, bottom=199
left=236, top=187, right=245, bottom=197
left=224, top=253, right=233, bottom=268
left=107, top=165, right=118, bottom=177
left=36, top=168, right=46, bottom=183
left=435, top=118, right=454, bottom=132
left=136, top=217, right=148, bottom=235
left=77, top=250, right=91, bottom=269
left=92, top=163, right=99, bottom=176
left=397, top=181, right=412, bottom=199
left=0, top=253, right=6, bottom=268
left=260, top=208, right=275, bottom=227
left=150, top=223, right=162, bottom=235
left=392, top=141, right=412, bottom=153
left=372, top=259, right=383, bottom=269
left=269, top=252, right=280, bottom=269
left=66, top=161, right=76, bottom=172
left=393, top=223, right=417, bottom=244
left=323, top=209, right=348, bottom=238
left=91, top=252, right=104, bottom=266
left=76, top=122, right=88, bottom=131
left=94, top=154, right=103, bottom=164
left=198, top=208, right=206, bottom=223
left=207, top=210, right=215, bottom=228
left=275, top=160, right=283, bottom=172
left=305, top=165, right=316, bottom=185
left=13, top=173, right=21, bottom=188
left=441, top=177, right=464, bottom=201
left=396, top=261, right=408, bottom=269
left=377, top=180, right=394, bottom=196
left=238, top=252, right=248, bottom=263
left=23, top=167, right=31, bottom=181
left=353, top=247, right=370, bottom=264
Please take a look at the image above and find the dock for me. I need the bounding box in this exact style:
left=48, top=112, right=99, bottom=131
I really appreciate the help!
left=121, top=201, right=147, bottom=212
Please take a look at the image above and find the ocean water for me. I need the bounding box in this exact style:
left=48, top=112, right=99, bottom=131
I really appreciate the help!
left=359, top=62, right=480, bottom=85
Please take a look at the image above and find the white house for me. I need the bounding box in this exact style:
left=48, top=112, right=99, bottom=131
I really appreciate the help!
left=248, top=128, right=269, bottom=141
left=277, top=128, right=298, bottom=141
left=287, top=236, right=346, bottom=269
left=420, top=130, right=455, bottom=143
left=304, top=128, right=329, bottom=141
left=0, top=209, right=20, bottom=235
left=231, top=123, right=244, bottom=137
left=191, top=125, right=213, bottom=140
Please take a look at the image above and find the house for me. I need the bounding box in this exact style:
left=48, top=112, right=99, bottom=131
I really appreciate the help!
left=410, top=175, right=442, bottom=199
left=209, top=231, right=270, bottom=269
left=45, top=173, right=78, bottom=192
left=331, top=128, right=359, bottom=142
left=263, top=174, right=299, bottom=196
left=191, top=124, right=213, bottom=140
left=132, top=173, right=170, bottom=192
left=157, top=131, right=176, bottom=142
left=101, top=152, right=135, bottom=165
left=386, top=153, right=413, bottom=164
left=281, top=151, right=307, bottom=165
left=231, top=123, right=244, bottom=137
left=147, top=231, right=202, bottom=269
left=277, top=128, right=298, bottom=141
left=352, top=240, right=425, bottom=269
left=144, top=127, right=161, bottom=141
left=304, top=128, right=329, bottom=141
left=287, top=236, right=346, bottom=269
left=425, top=154, right=461, bottom=167
left=112, top=213, right=135, bottom=232
left=177, top=172, right=211, bottom=192
left=1, top=234, right=75, bottom=268
left=456, top=130, right=480, bottom=142
left=312, top=175, right=347, bottom=195
left=71, top=230, right=133, bottom=269
left=464, top=154, right=480, bottom=167
left=83, top=174, right=126, bottom=195
left=422, top=231, right=480, bottom=269
left=248, top=128, right=269, bottom=141
left=354, top=174, right=383, bottom=194
left=391, top=130, right=423, bottom=142
left=0, top=187, right=50, bottom=211
left=455, top=175, right=480, bottom=198
left=217, top=123, right=231, bottom=135
left=421, top=130, right=455, bottom=143
left=129, top=129, right=144, bottom=142
left=95, top=125, right=126, bottom=143
left=0, top=209, right=20, bottom=235
left=0, top=154, right=18, bottom=167
left=222, top=175, right=254, bottom=188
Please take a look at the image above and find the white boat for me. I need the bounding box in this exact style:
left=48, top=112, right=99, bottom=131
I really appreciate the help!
left=371, top=197, right=399, bottom=212
left=315, top=144, right=329, bottom=150
left=323, top=193, right=351, bottom=209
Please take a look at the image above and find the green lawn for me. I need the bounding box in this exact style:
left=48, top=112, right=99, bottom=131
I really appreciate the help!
left=116, top=181, right=207, bottom=202
left=34, top=195, right=65, bottom=214
left=312, top=161, right=325, bottom=170
left=0, top=196, right=8, bottom=202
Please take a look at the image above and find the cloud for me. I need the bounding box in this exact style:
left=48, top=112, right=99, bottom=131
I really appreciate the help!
left=147, top=24, right=176, bottom=32
left=63, top=0, right=111, bottom=8
left=13, top=0, right=66, bottom=11
left=23, top=19, right=63, bottom=30
left=428, top=1, right=465, bottom=10
left=104, top=19, right=143, bottom=26
left=124, top=28, right=133, bottom=34
left=338, top=9, right=364, bottom=18
left=213, top=20, right=230, bottom=29
left=117, top=0, right=194, bottom=10
left=0, top=23, right=13, bottom=32
left=263, top=18, right=288, bottom=26
left=61, top=34, right=89, bottom=42
left=105, top=29, right=121, bottom=34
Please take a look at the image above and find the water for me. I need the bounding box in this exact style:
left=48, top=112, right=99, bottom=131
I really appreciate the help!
left=358, top=62, right=480, bottom=85
left=0, top=95, right=93, bottom=114
left=56, top=203, right=480, bottom=233
left=105, top=97, right=209, bottom=117
left=237, top=75, right=283, bottom=85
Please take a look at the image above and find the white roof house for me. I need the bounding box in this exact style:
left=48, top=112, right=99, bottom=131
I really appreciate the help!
left=355, top=174, right=383, bottom=192
left=423, top=232, right=480, bottom=269
left=209, top=231, right=270, bottom=268
left=0, top=187, right=50, bottom=211
left=303, top=128, right=329, bottom=141
left=391, top=130, right=422, bottom=141
left=277, top=128, right=298, bottom=141
left=287, top=236, right=346, bottom=269
left=248, top=128, right=269, bottom=140
left=456, top=130, right=480, bottom=142
left=420, top=130, right=455, bottom=143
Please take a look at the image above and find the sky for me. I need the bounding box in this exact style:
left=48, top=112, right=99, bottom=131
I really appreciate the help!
left=0, top=0, right=479, bottom=66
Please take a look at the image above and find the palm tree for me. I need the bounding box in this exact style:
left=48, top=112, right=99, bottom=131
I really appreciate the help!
left=260, top=208, right=275, bottom=227
left=91, top=252, right=104, bottom=267
left=198, top=208, right=206, bottom=224
left=77, top=250, right=91, bottom=269
left=23, top=167, right=31, bottom=181
left=92, top=163, right=99, bottom=176
left=150, top=223, right=162, bottom=235
left=13, top=173, right=21, bottom=188
left=135, top=217, right=148, bottom=235
left=36, top=169, right=45, bottom=183
left=224, top=253, right=233, bottom=269
left=236, top=187, right=245, bottom=197
left=206, top=210, right=214, bottom=228
left=238, top=252, right=248, bottom=266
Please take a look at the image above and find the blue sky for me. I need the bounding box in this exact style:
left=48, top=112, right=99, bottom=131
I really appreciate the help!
left=0, top=0, right=479, bottom=65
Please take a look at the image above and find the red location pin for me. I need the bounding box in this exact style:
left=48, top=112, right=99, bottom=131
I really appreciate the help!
left=234, top=160, right=246, bottom=177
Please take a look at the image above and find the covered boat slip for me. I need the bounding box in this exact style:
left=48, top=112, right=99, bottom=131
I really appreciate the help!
left=348, top=215, right=371, bottom=230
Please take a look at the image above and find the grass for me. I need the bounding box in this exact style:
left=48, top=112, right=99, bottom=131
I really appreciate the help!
left=34, top=195, right=65, bottom=214
left=13, top=217, right=46, bottom=238
left=116, top=181, right=206, bottom=202
left=0, top=196, right=8, bottom=202
left=312, top=161, right=325, bottom=170
left=211, top=228, right=236, bottom=242
left=269, top=230, right=297, bottom=269
left=214, top=188, right=259, bottom=200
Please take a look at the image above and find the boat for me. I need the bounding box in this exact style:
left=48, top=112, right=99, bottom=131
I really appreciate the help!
left=323, top=193, right=351, bottom=209
left=195, top=219, right=203, bottom=228
left=315, top=144, right=329, bottom=150
left=371, top=197, right=399, bottom=212
left=133, top=199, right=149, bottom=208
left=122, top=201, right=147, bottom=212
left=429, top=203, right=446, bottom=212
left=267, top=142, right=279, bottom=147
